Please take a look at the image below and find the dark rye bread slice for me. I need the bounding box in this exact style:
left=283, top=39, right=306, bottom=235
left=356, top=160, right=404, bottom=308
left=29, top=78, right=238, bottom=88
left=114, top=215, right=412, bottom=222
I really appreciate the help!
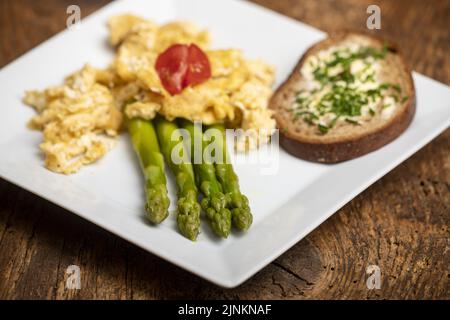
left=270, top=32, right=416, bottom=163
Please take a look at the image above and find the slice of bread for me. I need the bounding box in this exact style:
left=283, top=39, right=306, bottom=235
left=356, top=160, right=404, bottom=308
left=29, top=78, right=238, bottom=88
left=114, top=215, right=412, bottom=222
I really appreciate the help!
left=270, top=32, right=416, bottom=163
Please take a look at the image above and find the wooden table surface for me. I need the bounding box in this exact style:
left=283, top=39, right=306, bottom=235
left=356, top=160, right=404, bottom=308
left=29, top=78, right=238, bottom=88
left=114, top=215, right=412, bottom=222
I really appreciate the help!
left=0, top=0, right=448, bottom=300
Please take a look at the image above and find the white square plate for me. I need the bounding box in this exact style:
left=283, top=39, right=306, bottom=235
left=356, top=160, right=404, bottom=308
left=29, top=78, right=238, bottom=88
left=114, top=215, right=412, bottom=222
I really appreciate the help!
left=0, top=0, right=449, bottom=288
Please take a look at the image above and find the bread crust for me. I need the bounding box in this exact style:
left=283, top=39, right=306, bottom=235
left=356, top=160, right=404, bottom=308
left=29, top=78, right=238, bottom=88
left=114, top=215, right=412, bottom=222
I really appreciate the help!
left=270, top=31, right=416, bottom=163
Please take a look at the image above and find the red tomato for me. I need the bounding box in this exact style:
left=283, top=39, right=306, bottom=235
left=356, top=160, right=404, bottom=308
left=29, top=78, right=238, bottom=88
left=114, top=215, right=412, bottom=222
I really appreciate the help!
left=155, top=44, right=211, bottom=95
left=155, top=44, right=189, bottom=95
left=184, top=44, right=212, bottom=88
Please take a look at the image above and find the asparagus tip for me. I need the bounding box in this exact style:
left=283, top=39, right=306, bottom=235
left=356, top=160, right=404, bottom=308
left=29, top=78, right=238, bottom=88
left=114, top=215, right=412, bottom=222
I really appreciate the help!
left=232, top=207, right=253, bottom=231
left=202, top=193, right=232, bottom=238
left=177, top=191, right=201, bottom=241
left=145, top=185, right=170, bottom=224
left=229, top=193, right=253, bottom=231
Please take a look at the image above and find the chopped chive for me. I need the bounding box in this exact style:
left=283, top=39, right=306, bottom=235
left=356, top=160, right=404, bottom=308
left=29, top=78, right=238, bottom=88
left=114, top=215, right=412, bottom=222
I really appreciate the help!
left=345, top=118, right=360, bottom=125
left=329, top=116, right=340, bottom=128
left=392, top=84, right=402, bottom=93
left=291, top=45, right=398, bottom=134
left=318, top=124, right=329, bottom=134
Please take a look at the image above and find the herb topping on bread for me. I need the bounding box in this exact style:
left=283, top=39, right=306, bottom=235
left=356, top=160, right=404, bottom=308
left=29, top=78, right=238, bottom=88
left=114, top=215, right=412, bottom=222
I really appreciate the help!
left=270, top=32, right=416, bottom=162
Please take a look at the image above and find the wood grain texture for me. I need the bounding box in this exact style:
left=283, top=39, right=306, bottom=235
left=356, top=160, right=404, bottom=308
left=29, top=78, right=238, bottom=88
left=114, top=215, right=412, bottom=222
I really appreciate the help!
left=0, top=0, right=448, bottom=300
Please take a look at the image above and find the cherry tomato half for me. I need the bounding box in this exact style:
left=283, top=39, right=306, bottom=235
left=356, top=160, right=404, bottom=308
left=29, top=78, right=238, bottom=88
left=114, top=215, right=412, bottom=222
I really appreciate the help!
left=155, top=43, right=211, bottom=95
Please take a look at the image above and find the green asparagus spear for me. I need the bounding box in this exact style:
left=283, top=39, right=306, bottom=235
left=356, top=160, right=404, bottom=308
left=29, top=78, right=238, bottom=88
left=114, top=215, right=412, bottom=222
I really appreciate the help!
left=208, top=124, right=253, bottom=231
left=179, top=119, right=232, bottom=238
left=154, top=116, right=201, bottom=241
left=128, top=118, right=170, bottom=224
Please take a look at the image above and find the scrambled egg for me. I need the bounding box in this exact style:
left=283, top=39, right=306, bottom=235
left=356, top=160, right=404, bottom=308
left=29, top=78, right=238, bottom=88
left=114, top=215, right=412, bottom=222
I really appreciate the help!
left=23, top=14, right=275, bottom=174
left=24, top=65, right=122, bottom=174
left=109, top=14, right=276, bottom=151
